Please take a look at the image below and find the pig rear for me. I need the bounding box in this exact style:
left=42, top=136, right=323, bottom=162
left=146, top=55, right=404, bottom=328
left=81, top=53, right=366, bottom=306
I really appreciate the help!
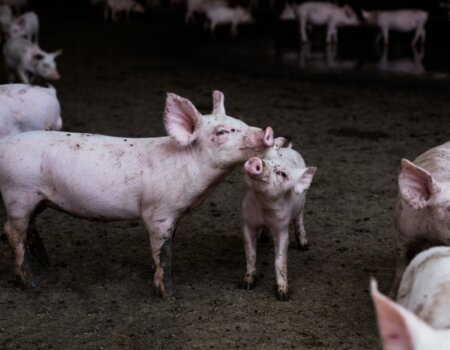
left=0, top=84, right=62, bottom=136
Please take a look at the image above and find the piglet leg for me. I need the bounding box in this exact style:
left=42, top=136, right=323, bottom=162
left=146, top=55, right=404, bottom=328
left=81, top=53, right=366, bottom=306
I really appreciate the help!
left=293, top=209, right=309, bottom=251
left=273, top=230, right=289, bottom=301
left=240, top=224, right=258, bottom=290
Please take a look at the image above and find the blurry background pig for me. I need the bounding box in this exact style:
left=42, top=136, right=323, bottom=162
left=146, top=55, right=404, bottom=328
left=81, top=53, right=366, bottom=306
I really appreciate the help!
left=3, top=37, right=62, bottom=83
left=0, top=83, right=62, bottom=136
left=240, top=139, right=316, bottom=300
left=0, top=91, right=274, bottom=297
left=391, top=142, right=450, bottom=297
left=280, top=2, right=360, bottom=45
left=371, top=246, right=450, bottom=349
left=362, top=9, right=428, bottom=47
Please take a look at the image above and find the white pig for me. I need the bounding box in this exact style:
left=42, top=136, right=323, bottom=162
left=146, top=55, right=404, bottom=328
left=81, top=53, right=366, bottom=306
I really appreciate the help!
left=185, top=0, right=226, bottom=23
left=0, top=5, right=13, bottom=31
left=0, top=91, right=274, bottom=297
left=281, top=2, right=360, bottom=44
left=240, top=139, right=316, bottom=300
left=362, top=9, right=428, bottom=47
left=8, top=11, right=39, bottom=42
left=390, top=143, right=450, bottom=297
left=0, top=84, right=62, bottom=136
left=3, top=37, right=62, bottom=84
left=371, top=247, right=450, bottom=349
left=104, top=0, right=145, bottom=22
left=205, top=5, right=253, bottom=36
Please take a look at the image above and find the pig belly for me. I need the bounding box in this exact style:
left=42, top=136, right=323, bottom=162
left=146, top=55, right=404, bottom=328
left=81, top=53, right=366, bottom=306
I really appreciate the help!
left=307, top=10, right=330, bottom=25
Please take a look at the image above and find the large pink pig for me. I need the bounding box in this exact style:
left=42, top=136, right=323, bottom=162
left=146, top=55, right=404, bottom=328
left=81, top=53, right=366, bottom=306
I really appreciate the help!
left=0, top=91, right=274, bottom=297
left=240, top=139, right=316, bottom=300
left=391, top=142, right=450, bottom=297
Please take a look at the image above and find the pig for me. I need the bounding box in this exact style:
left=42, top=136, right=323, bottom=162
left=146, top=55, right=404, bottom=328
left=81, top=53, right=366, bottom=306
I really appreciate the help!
left=0, top=5, right=13, bottom=32
left=104, top=0, right=145, bottom=22
left=390, top=143, right=450, bottom=298
left=0, top=84, right=62, bottom=136
left=1, top=0, right=27, bottom=14
left=240, top=139, right=316, bottom=300
left=371, top=247, right=450, bottom=349
left=0, top=91, right=274, bottom=297
left=185, top=0, right=226, bottom=24
left=205, top=5, right=253, bottom=36
left=3, top=37, right=62, bottom=84
left=362, top=10, right=428, bottom=47
left=7, top=11, right=39, bottom=43
left=280, top=2, right=360, bottom=44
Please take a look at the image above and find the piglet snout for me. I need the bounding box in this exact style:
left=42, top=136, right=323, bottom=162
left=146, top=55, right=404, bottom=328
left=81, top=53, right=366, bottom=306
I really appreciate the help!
left=264, top=127, right=274, bottom=147
left=245, top=157, right=263, bottom=176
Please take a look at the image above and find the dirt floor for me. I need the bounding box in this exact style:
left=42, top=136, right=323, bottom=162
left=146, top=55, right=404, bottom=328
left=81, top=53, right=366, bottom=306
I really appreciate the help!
left=0, top=4, right=450, bottom=349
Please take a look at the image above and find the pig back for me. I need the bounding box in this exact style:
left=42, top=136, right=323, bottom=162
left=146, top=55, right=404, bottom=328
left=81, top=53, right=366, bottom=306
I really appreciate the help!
left=414, top=142, right=450, bottom=183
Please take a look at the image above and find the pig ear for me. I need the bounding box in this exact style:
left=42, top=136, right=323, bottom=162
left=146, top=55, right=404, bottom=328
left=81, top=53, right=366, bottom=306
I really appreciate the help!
left=342, top=5, right=354, bottom=18
left=273, top=137, right=288, bottom=150
left=164, top=93, right=203, bottom=147
left=212, top=90, right=226, bottom=115
left=399, top=159, right=440, bottom=210
left=294, top=167, right=317, bottom=195
left=52, top=49, right=63, bottom=58
left=370, top=279, right=431, bottom=350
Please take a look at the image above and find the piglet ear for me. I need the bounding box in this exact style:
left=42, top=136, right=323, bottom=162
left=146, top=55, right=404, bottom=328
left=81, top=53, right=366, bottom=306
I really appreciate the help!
left=273, top=137, right=288, bottom=150
left=212, top=90, right=226, bottom=115
left=343, top=5, right=353, bottom=18
left=370, top=279, right=430, bottom=350
left=164, top=93, right=203, bottom=147
left=294, top=167, right=317, bottom=195
left=399, top=159, right=440, bottom=210
left=52, top=49, right=63, bottom=58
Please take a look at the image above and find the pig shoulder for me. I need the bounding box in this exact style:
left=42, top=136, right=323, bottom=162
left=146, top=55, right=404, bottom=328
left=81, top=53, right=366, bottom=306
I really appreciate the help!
left=397, top=246, right=450, bottom=329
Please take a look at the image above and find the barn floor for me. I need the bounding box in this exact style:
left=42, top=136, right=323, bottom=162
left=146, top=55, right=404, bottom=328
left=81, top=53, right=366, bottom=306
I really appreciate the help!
left=0, top=4, right=449, bottom=349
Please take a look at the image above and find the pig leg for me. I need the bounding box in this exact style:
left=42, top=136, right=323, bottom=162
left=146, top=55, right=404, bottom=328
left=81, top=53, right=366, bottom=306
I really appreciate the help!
left=299, top=16, right=308, bottom=43
left=389, top=243, right=409, bottom=298
left=2, top=192, right=42, bottom=288
left=231, top=22, right=238, bottom=37
left=17, top=69, right=30, bottom=84
left=293, top=209, right=309, bottom=251
left=273, top=230, right=290, bottom=301
left=381, top=27, right=389, bottom=46
left=412, top=26, right=425, bottom=47
left=144, top=217, right=176, bottom=298
left=326, top=24, right=337, bottom=44
left=239, top=224, right=259, bottom=290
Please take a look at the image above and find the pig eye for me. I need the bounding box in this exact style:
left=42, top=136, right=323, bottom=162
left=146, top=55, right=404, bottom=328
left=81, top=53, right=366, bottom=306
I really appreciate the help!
left=216, top=129, right=230, bottom=136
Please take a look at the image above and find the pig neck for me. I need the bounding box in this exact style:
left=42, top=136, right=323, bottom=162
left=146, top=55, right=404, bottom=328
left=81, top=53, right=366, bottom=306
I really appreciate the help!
left=160, top=140, right=235, bottom=210
left=252, top=189, right=294, bottom=212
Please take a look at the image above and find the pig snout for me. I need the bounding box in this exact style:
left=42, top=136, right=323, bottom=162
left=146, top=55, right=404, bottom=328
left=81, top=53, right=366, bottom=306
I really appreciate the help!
left=264, top=127, right=274, bottom=147
left=50, top=71, right=61, bottom=80
left=245, top=157, right=264, bottom=176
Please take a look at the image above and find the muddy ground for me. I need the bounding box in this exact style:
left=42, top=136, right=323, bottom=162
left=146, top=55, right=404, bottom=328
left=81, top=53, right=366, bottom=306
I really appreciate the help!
left=0, top=4, right=449, bottom=349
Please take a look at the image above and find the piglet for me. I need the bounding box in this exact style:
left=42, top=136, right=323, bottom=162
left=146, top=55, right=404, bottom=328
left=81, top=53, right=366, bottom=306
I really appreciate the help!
left=390, top=142, right=450, bottom=297
left=0, top=91, right=274, bottom=297
left=371, top=246, right=450, bottom=349
left=362, top=9, right=428, bottom=47
left=3, top=37, right=62, bottom=84
left=0, top=84, right=62, bottom=136
left=240, top=139, right=316, bottom=300
left=104, top=0, right=145, bottom=21
left=8, top=11, right=38, bottom=42
left=205, top=5, right=253, bottom=36
left=281, top=2, right=360, bottom=44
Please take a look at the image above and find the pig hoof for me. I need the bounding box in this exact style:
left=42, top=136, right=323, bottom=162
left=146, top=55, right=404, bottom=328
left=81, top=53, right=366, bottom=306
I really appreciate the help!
left=239, top=278, right=256, bottom=290
left=297, top=243, right=309, bottom=251
left=276, top=287, right=290, bottom=301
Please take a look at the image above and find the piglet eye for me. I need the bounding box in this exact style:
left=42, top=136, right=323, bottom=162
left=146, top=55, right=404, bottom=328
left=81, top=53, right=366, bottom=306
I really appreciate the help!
left=276, top=170, right=288, bottom=178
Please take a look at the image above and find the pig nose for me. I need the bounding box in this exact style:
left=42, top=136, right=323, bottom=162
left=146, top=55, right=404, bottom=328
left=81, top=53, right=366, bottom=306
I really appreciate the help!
left=264, top=127, right=274, bottom=147
left=245, top=157, right=263, bottom=176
